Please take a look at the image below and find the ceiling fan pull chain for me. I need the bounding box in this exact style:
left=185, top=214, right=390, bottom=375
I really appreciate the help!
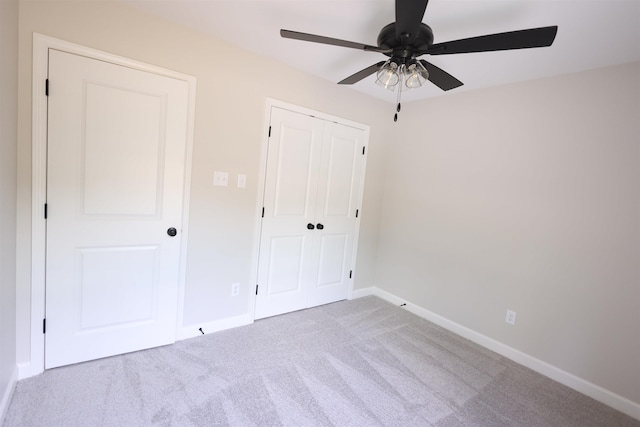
left=394, top=68, right=403, bottom=122
left=394, top=101, right=401, bottom=122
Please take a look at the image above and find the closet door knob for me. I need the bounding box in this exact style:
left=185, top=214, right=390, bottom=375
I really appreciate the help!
left=316, top=223, right=324, bottom=230
left=307, top=223, right=315, bottom=230
left=167, top=227, right=177, bottom=237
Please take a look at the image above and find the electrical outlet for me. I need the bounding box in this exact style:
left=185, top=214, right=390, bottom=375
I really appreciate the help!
left=505, top=309, right=517, bottom=326
left=231, top=282, right=240, bottom=297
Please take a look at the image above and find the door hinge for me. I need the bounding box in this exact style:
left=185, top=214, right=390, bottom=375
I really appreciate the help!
left=362, top=146, right=366, bottom=155
left=43, top=318, right=46, bottom=334
left=255, top=284, right=259, bottom=295
left=44, top=203, right=48, bottom=219
left=261, top=207, right=265, bottom=218
left=268, top=126, right=271, bottom=137
left=45, top=79, right=49, bottom=96
left=349, top=270, right=353, bottom=279
left=355, top=209, right=359, bottom=218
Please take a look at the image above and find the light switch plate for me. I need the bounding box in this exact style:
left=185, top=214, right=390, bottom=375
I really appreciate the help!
left=237, top=174, right=247, bottom=189
left=213, top=171, right=228, bottom=187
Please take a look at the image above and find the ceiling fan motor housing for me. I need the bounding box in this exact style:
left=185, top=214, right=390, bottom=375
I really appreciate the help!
left=377, top=22, right=434, bottom=61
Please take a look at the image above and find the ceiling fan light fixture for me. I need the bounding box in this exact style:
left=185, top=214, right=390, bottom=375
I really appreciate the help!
left=375, top=59, right=400, bottom=90
left=404, top=61, right=429, bottom=89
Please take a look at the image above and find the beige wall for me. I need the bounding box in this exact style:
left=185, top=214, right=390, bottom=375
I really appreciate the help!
left=12, top=0, right=639, bottom=415
left=375, top=62, right=640, bottom=404
left=15, top=0, right=390, bottom=363
left=0, top=0, right=19, bottom=420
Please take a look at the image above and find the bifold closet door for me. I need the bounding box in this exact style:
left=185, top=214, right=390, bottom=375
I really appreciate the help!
left=255, top=107, right=365, bottom=319
left=307, top=121, right=365, bottom=308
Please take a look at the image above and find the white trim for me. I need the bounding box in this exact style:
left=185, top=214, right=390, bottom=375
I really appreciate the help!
left=29, top=32, right=49, bottom=379
left=30, top=33, right=196, bottom=377
left=0, top=365, right=18, bottom=424
left=175, top=69, right=197, bottom=345
left=362, top=287, right=640, bottom=421
left=250, top=98, right=370, bottom=319
left=178, top=313, right=253, bottom=341
left=16, top=362, right=30, bottom=381
left=264, top=98, right=369, bottom=132
left=350, top=286, right=375, bottom=300
left=346, top=124, right=369, bottom=301
left=246, top=100, right=273, bottom=320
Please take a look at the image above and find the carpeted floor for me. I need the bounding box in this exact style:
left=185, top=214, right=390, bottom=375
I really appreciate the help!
left=4, top=296, right=639, bottom=426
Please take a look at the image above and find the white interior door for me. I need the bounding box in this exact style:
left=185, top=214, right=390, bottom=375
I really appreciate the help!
left=307, top=122, right=365, bottom=307
left=45, top=49, right=190, bottom=368
left=254, top=108, right=324, bottom=319
left=254, top=107, right=366, bottom=319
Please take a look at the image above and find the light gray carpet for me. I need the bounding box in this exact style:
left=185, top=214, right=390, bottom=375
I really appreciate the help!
left=4, top=296, right=639, bottom=426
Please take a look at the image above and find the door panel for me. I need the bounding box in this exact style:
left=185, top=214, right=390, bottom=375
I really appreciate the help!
left=308, top=122, right=365, bottom=307
left=78, top=246, right=158, bottom=330
left=320, top=134, right=358, bottom=217
left=45, top=49, right=189, bottom=368
left=83, top=82, right=164, bottom=216
left=267, top=236, right=306, bottom=295
left=316, top=234, right=348, bottom=286
left=254, top=108, right=323, bottom=319
left=273, top=128, right=316, bottom=217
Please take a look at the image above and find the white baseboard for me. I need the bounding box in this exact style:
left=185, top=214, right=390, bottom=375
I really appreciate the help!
left=0, top=365, right=18, bottom=425
left=356, top=287, right=640, bottom=421
left=178, top=313, right=253, bottom=341
left=17, top=361, right=41, bottom=380
left=350, top=286, right=375, bottom=299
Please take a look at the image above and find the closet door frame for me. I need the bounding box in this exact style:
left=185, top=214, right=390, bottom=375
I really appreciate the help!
left=249, top=99, right=370, bottom=319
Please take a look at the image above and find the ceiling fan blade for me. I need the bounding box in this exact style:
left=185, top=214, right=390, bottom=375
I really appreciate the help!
left=338, top=62, right=386, bottom=85
left=420, top=60, right=463, bottom=91
left=280, top=29, right=388, bottom=52
left=396, top=0, right=429, bottom=43
left=427, top=26, right=558, bottom=55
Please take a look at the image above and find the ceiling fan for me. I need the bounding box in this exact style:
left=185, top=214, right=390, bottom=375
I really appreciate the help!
left=281, top=0, right=558, bottom=121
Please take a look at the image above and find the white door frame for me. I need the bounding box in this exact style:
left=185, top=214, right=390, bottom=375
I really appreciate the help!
left=248, top=98, right=370, bottom=319
left=28, top=33, right=196, bottom=378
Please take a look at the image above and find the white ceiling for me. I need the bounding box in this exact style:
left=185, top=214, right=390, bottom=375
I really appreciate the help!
left=123, top=0, right=640, bottom=103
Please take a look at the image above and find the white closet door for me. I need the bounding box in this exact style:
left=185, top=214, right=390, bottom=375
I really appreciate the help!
left=255, top=107, right=366, bottom=319
left=45, top=49, right=189, bottom=368
left=254, top=108, right=324, bottom=319
left=307, top=122, right=365, bottom=307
